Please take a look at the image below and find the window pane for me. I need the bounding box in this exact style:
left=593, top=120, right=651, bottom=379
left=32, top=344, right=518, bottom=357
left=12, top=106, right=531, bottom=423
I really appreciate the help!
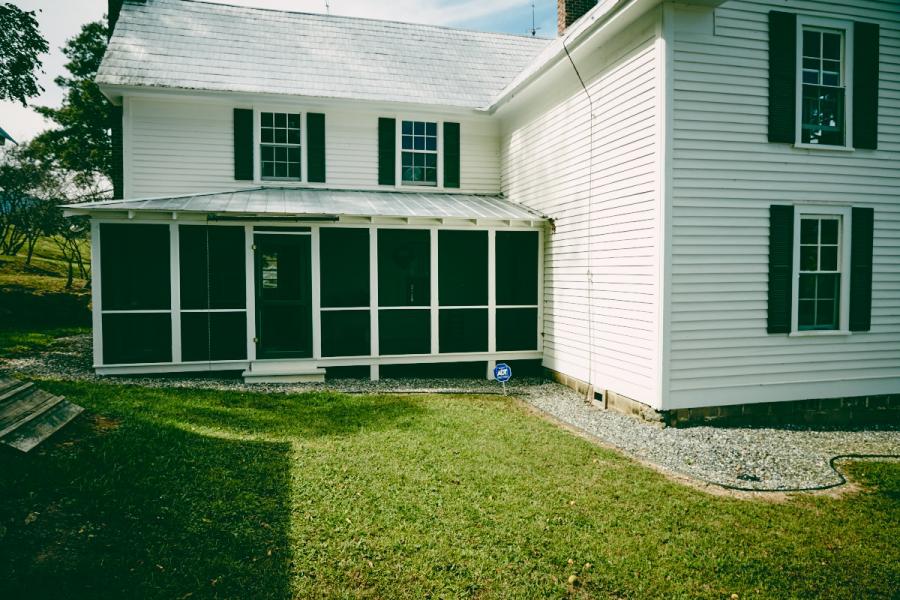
left=261, top=112, right=273, bottom=127
left=439, top=309, right=487, bottom=353
left=288, top=147, right=301, bottom=164
left=262, top=162, right=274, bottom=177
left=426, top=122, right=436, bottom=136
left=803, top=30, right=820, bottom=57
left=816, top=300, right=836, bottom=327
left=800, top=219, right=818, bottom=244
left=798, top=299, right=815, bottom=328
left=261, top=146, right=274, bottom=161
left=378, top=229, right=430, bottom=306
left=322, top=310, right=370, bottom=357
left=288, top=164, right=300, bottom=179
left=274, top=113, right=286, bottom=127
left=261, top=129, right=273, bottom=143
left=820, top=219, right=838, bottom=244
left=379, top=309, right=430, bottom=355
left=801, top=85, right=845, bottom=145
left=800, top=246, right=818, bottom=271
left=275, top=163, right=287, bottom=178
left=798, top=274, right=816, bottom=299
left=818, top=273, right=840, bottom=300
left=101, top=224, right=170, bottom=310
left=287, top=113, right=300, bottom=129
left=496, top=308, right=538, bottom=351
left=288, top=129, right=301, bottom=144
left=496, top=231, right=539, bottom=305
left=402, top=121, right=413, bottom=135
left=822, top=33, right=841, bottom=60
left=320, top=228, right=369, bottom=308
left=414, top=121, right=424, bottom=135
left=820, top=245, right=838, bottom=271
left=439, top=230, right=487, bottom=306
left=103, top=313, right=172, bottom=364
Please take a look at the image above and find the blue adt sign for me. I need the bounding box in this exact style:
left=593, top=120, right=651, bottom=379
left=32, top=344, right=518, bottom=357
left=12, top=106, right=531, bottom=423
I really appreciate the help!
left=493, top=363, right=512, bottom=383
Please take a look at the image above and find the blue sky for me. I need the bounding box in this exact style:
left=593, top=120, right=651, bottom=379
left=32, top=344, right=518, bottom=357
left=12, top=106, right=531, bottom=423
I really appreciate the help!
left=1, top=0, right=557, bottom=145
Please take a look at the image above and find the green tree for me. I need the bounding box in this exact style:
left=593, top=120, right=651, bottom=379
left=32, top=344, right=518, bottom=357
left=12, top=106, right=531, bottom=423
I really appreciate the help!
left=0, top=3, right=49, bottom=105
left=33, top=20, right=111, bottom=188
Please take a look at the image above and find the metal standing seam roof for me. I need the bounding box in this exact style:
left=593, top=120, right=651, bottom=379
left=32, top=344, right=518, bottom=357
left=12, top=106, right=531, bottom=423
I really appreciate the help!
left=63, top=187, right=548, bottom=222
left=97, top=0, right=552, bottom=109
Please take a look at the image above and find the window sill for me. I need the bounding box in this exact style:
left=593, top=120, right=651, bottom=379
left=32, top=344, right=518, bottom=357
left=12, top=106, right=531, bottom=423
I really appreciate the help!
left=793, top=143, right=855, bottom=152
left=789, top=329, right=851, bottom=337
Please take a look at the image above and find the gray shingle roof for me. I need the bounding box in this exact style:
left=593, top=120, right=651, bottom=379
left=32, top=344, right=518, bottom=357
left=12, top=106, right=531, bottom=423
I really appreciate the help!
left=63, top=187, right=547, bottom=222
left=96, top=0, right=552, bottom=109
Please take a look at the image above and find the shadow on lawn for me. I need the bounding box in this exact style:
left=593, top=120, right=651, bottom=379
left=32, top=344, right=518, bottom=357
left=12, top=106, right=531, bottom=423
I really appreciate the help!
left=95, top=385, right=429, bottom=441
left=0, top=410, right=294, bottom=600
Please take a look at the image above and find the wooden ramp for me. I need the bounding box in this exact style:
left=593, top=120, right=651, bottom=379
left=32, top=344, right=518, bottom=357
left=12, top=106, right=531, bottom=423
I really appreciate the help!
left=0, top=377, right=84, bottom=452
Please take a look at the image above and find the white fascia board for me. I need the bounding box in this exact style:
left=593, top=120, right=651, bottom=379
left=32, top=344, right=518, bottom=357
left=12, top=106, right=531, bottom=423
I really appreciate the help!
left=97, top=84, right=492, bottom=118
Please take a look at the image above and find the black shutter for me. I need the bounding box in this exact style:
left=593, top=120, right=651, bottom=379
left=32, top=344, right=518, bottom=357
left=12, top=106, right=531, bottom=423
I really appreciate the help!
left=233, top=108, right=253, bottom=181
left=849, top=207, right=874, bottom=331
left=307, top=112, right=326, bottom=183
left=768, top=11, right=797, bottom=143
left=853, top=22, right=879, bottom=150
left=443, top=122, right=460, bottom=189
left=110, top=104, right=124, bottom=199
left=767, top=204, right=794, bottom=333
left=378, top=117, right=396, bottom=185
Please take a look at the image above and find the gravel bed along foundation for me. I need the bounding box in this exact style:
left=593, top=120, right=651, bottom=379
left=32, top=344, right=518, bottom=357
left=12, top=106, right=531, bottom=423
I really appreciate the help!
left=4, top=333, right=899, bottom=492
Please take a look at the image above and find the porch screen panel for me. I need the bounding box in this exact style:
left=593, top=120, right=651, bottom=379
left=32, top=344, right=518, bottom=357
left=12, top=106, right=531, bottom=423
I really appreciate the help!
left=379, top=310, right=430, bottom=355
left=320, top=228, right=371, bottom=357
left=378, top=229, right=431, bottom=356
left=495, top=231, right=540, bottom=351
left=178, top=225, right=247, bottom=362
left=378, top=229, right=430, bottom=306
left=102, top=313, right=171, bottom=364
left=100, top=224, right=172, bottom=364
left=321, top=311, right=370, bottom=357
left=320, top=228, right=369, bottom=307
left=438, top=230, right=488, bottom=353
left=100, top=224, right=170, bottom=310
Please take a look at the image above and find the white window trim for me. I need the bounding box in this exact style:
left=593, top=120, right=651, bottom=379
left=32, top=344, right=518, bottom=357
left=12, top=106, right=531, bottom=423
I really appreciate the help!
left=790, top=205, right=852, bottom=336
left=396, top=118, right=444, bottom=189
left=794, top=15, right=855, bottom=151
left=253, top=107, right=308, bottom=184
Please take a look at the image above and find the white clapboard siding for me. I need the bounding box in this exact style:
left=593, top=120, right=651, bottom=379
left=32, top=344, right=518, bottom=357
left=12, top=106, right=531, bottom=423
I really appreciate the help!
left=125, top=96, right=500, bottom=198
left=500, top=11, right=663, bottom=408
left=667, top=0, right=900, bottom=409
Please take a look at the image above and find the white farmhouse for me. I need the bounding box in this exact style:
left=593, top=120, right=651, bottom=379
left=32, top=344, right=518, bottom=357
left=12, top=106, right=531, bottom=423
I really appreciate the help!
left=68, top=0, right=900, bottom=425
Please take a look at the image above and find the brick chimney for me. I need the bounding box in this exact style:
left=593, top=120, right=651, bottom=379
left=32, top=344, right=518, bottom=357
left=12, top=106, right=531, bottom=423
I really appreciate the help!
left=558, top=0, right=598, bottom=35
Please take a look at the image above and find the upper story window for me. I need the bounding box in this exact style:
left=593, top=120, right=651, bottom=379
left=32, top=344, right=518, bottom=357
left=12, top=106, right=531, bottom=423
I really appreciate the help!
left=261, top=112, right=301, bottom=180
left=401, top=120, right=437, bottom=186
left=797, top=215, right=842, bottom=330
left=800, top=27, right=846, bottom=146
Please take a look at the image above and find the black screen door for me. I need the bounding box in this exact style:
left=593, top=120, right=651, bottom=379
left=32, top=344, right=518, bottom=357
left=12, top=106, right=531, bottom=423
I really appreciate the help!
left=255, top=233, right=312, bottom=359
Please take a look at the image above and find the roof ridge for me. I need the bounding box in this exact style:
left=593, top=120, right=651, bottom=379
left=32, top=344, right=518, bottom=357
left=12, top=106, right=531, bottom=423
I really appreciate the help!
left=155, top=0, right=553, bottom=42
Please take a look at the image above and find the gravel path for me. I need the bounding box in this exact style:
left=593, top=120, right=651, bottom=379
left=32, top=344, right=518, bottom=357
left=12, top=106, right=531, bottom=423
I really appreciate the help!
left=5, top=333, right=899, bottom=492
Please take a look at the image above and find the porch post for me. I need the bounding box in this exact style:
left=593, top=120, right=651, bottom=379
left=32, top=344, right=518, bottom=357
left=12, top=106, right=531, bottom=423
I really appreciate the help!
left=311, top=225, right=322, bottom=359
left=245, top=224, right=256, bottom=361
left=486, top=228, right=496, bottom=380
left=170, top=223, right=181, bottom=363
left=369, top=224, right=379, bottom=381
left=90, top=220, right=103, bottom=367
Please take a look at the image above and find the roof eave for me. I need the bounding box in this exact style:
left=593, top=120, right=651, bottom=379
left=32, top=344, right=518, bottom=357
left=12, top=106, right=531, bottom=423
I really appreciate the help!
left=486, top=0, right=727, bottom=113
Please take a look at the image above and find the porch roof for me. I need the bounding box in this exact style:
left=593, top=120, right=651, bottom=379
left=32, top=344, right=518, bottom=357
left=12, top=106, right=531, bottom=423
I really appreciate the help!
left=63, top=187, right=547, bottom=224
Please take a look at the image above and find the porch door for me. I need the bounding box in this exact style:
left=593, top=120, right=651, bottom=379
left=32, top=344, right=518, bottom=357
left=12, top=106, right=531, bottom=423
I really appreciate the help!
left=254, top=232, right=313, bottom=359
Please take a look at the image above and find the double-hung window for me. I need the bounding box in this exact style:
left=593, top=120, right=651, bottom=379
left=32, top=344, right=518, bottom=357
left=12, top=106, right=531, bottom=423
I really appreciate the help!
left=260, top=112, right=301, bottom=180
left=797, top=216, right=841, bottom=330
left=401, top=121, right=437, bottom=186
left=800, top=27, right=847, bottom=146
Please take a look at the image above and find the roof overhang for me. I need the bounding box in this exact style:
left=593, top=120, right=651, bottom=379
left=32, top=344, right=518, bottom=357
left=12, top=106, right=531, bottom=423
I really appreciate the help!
left=488, top=0, right=726, bottom=112
left=63, top=187, right=548, bottom=228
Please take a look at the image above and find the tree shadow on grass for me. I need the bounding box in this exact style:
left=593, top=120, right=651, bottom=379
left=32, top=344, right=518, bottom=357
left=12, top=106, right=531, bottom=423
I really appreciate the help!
left=77, top=384, right=430, bottom=442
left=0, top=412, right=293, bottom=600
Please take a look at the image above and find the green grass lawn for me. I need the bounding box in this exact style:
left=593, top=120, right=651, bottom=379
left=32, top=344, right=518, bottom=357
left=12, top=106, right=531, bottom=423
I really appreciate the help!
left=0, top=382, right=898, bottom=599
